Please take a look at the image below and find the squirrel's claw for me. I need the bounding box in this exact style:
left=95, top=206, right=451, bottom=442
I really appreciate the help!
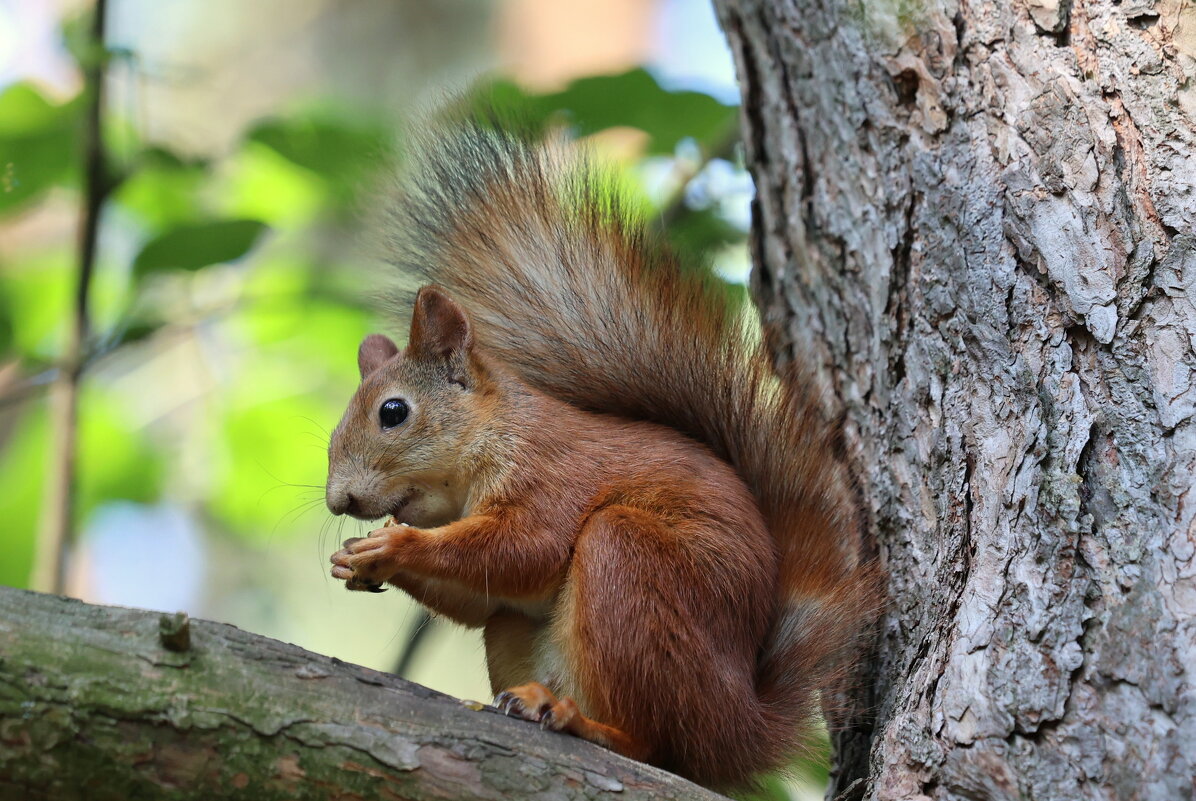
left=493, top=690, right=520, bottom=716
left=345, top=576, right=386, bottom=593
left=494, top=683, right=571, bottom=729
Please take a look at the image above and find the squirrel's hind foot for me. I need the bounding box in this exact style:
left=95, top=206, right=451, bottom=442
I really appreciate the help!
left=494, top=682, right=650, bottom=763
left=494, top=682, right=563, bottom=724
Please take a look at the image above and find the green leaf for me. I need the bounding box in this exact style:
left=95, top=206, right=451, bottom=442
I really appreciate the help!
left=666, top=205, right=747, bottom=255
left=246, top=114, right=390, bottom=190
left=106, top=318, right=165, bottom=349
left=0, top=252, right=72, bottom=360
left=114, top=151, right=209, bottom=232
left=0, top=83, right=66, bottom=136
left=478, top=68, right=738, bottom=155
left=132, top=219, right=269, bottom=276
left=0, top=82, right=82, bottom=214
left=219, top=142, right=327, bottom=228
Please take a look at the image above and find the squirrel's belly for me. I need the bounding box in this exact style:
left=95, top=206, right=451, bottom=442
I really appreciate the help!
left=532, top=620, right=589, bottom=713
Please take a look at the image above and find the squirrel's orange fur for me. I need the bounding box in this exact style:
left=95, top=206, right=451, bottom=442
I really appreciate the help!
left=325, top=125, right=880, bottom=789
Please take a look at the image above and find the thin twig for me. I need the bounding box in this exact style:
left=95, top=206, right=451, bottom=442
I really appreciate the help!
left=392, top=608, right=436, bottom=678
left=31, top=0, right=111, bottom=593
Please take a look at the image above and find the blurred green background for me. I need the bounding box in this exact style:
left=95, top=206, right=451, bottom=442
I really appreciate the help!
left=0, top=1, right=824, bottom=797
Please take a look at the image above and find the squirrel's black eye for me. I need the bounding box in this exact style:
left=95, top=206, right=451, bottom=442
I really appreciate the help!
left=379, top=398, right=409, bottom=429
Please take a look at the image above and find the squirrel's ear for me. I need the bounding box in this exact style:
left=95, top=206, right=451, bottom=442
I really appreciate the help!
left=408, top=286, right=473, bottom=362
left=358, top=333, right=399, bottom=379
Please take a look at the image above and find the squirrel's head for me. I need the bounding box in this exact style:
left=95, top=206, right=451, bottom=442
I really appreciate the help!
left=325, top=286, right=492, bottom=526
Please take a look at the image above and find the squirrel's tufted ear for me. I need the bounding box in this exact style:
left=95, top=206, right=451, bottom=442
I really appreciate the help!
left=408, top=286, right=473, bottom=363
left=358, top=333, right=399, bottom=380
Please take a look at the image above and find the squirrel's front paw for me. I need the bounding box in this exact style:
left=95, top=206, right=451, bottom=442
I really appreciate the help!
left=330, top=539, right=376, bottom=589
left=330, top=526, right=410, bottom=589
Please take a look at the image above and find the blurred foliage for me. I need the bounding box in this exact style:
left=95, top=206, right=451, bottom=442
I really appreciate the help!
left=0, top=49, right=750, bottom=580
left=133, top=219, right=268, bottom=277
left=0, top=10, right=820, bottom=789
left=0, top=82, right=83, bottom=214
left=479, top=67, right=738, bottom=155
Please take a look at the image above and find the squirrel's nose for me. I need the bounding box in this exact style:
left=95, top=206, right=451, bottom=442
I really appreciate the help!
left=327, top=488, right=359, bottom=516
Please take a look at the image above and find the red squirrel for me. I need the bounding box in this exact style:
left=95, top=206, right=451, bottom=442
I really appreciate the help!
left=324, top=125, right=880, bottom=789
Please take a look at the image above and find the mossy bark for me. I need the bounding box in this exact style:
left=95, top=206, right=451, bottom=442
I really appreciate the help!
left=0, top=587, right=726, bottom=801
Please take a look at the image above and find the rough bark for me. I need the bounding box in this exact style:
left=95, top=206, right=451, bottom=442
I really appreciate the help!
left=713, top=0, right=1195, bottom=799
left=0, top=587, right=726, bottom=801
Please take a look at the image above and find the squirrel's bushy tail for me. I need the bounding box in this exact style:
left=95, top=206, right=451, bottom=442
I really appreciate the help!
left=388, top=123, right=880, bottom=752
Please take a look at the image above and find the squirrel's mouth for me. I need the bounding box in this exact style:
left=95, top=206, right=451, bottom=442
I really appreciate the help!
left=387, top=489, right=418, bottom=521
left=335, top=488, right=417, bottom=522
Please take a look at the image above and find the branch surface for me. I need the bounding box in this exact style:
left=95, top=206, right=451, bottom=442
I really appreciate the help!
left=0, top=587, right=727, bottom=801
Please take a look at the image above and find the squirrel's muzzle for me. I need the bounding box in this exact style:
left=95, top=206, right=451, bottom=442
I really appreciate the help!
left=327, top=490, right=364, bottom=517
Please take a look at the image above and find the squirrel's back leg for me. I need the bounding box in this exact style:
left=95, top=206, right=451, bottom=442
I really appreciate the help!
left=549, top=503, right=773, bottom=785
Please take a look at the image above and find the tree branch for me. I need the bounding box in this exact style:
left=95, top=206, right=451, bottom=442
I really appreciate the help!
left=0, top=586, right=728, bottom=801
left=32, top=0, right=114, bottom=593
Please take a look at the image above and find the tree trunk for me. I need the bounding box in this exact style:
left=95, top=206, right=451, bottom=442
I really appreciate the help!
left=0, top=587, right=726, bottom=801
left=713, top=1, right=1195, bottom=799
